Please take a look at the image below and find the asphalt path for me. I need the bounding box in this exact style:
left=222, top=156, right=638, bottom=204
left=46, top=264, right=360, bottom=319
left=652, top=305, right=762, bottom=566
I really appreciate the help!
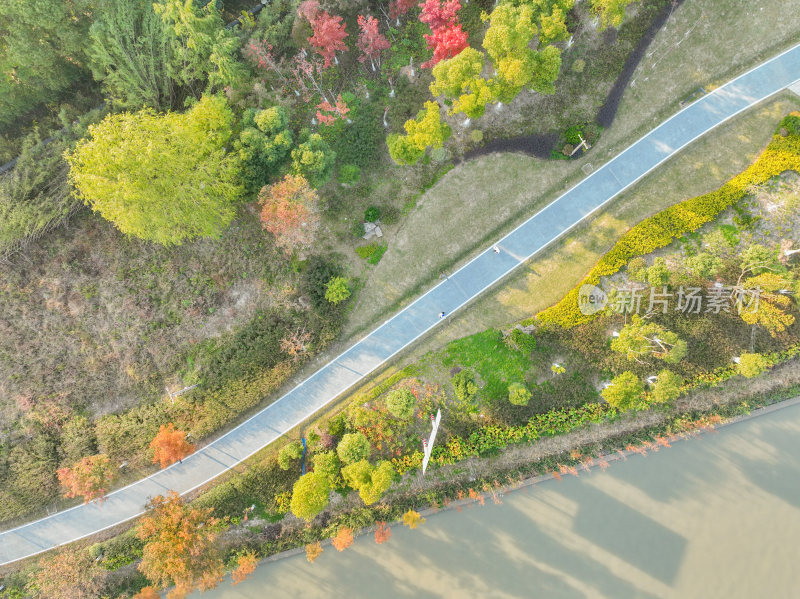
left=2, top=43, right=800, bottom=566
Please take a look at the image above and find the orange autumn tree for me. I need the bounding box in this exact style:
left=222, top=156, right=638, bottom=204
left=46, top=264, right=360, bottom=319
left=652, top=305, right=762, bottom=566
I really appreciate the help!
left=133, top=588, right=161, bottom=599
left=231, top=551, right=258, bottom=585
left=305, top=541, right=323, bottom=563
left=374, top=521, right=391, bottom=544
left=150, top=423, right=195, bottom=469
left=56, top=454, right=115, bottom=503
left=137, top=491, right=225, bottom=598
left=331, top=527, right=354, bottom=551
left=30, top=549, right=107, bottom=599
left=258, top=174, right=321, bottom=255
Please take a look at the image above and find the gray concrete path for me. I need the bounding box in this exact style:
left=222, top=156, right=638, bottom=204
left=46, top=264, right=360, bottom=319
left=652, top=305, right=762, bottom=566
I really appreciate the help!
left=2, top=44, right=800, bottom=566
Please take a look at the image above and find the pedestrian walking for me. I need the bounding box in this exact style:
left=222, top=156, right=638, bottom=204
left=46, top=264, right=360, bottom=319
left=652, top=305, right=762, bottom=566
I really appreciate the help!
left=493, top=245, right=500, bottom=254
left=438, top=311, right=446, bottom=319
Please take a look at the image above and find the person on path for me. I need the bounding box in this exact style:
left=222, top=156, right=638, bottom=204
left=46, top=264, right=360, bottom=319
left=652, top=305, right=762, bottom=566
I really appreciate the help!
left=439, top=311, right=446, bottom=319
left=493, top=245, right=500, bottom=254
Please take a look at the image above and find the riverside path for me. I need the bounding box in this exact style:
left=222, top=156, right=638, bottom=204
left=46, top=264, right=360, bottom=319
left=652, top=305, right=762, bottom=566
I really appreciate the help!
left=2, top=42, right=800, bottom=566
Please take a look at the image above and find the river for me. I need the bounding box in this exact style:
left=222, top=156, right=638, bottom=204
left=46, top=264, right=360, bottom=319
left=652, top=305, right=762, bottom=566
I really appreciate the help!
left=196, top=400, right=800, bottom=599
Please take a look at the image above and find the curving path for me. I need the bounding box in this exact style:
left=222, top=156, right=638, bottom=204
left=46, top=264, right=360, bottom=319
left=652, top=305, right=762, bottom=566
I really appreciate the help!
left=3, top=43, right=800, bottom=566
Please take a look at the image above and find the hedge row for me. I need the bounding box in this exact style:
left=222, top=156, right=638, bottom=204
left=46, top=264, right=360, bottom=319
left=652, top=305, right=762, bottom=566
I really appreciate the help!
left=392, top=402, right=612, bottom=473
left=536, top=113, right=800, bottom=328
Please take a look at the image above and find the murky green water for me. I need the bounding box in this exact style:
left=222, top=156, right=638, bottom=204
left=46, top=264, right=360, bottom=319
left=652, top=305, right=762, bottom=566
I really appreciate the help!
left=197, top=401, right=800, bottom=599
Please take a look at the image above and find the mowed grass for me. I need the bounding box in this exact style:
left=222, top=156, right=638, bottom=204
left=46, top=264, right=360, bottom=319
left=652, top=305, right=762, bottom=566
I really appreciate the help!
left=342, top=0, right=800, bottom=340
left=438, top=330, right=531, bottom=401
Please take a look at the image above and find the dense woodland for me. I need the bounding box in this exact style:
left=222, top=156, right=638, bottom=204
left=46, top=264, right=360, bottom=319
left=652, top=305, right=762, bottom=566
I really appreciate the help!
left=6, top=0, right=797, bottom=598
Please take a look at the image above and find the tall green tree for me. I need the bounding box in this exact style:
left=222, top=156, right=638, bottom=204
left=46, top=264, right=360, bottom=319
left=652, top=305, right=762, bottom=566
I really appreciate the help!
left=0, top=0, right=94, bottom=129
left=291, top=133, right=336, bottom=188
left=235, top=106, right=293, bottom=192
left=154, top=0, right=246, bottom=92
left=89, top=0, right=177, bottom=110
left=66, top=95, right=242, bottom=245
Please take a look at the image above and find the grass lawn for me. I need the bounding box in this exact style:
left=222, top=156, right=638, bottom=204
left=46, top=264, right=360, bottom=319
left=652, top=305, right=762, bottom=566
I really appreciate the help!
left=439, top=330, right=532, bottom=401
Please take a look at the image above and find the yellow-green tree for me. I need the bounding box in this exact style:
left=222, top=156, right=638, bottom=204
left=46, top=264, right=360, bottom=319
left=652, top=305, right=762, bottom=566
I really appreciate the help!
left=736, top=272, right=796, bottom=337
left=290, top=471, right=331, bottom=521
left=482, top=1, right=567, bottom=101
left=430, top=47, right=495, bottom=119
left=601, top=372, right=644, bottom=411
left=736, top=353, right=771, bottom=378
left=590, top=0, right=639, bottom=30
left=387, top=101, right=452, bottom=165
left=341, top=459, right=395, bottom=505
left=66, top=95, right=242, bottom=245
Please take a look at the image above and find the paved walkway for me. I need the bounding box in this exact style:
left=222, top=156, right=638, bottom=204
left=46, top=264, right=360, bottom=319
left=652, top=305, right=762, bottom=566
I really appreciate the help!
left=2, top=44, right=800, bottom=566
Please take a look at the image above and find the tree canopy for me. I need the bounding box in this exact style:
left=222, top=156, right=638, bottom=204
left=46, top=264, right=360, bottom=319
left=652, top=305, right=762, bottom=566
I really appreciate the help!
left=66, top=95, right=242, bottom=245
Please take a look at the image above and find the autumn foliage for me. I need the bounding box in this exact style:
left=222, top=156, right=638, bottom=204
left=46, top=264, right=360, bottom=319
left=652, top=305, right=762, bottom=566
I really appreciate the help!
left=231, top=551, right=258, bottom=585
left=305, top=541, right=324, bottom=562
left=402, top=509, right=426, bottom=529
left=57, top=454, right=115, bottom=503
left=133, top=588, right=161, bottom=599
left=357, top=15, right=390, bottom=69
left=332, top=526, right=354, bottom=551
left=137, top=491, right=225, bottom=597
left=374, top=521, right=391, bottom=544
left=258, top=174, right=321, bottom=255
left=419, top=0, right=468, bottom=67
left=150, top=423, right=195, bottom=469
left=300, top=1, right=349, bottom=68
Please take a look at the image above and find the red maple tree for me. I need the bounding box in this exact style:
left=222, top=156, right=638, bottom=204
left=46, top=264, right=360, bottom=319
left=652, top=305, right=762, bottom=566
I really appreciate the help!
left=308, top=10, right=349, bottom=68
left=149, top=423, right=196, bottom=469
left=418, top=0, right=467, bottom=67
left=316, top=94, right=350, bottom=125
left=57, top=454, right=115, bottom=504
left=258, top=174, right=321, bottom=255
left=357, top=15, right=390, bottom=70
left=422, top=23, right=468, bottom=67
left=374, top=521, right=391, bottom=544
left=419, top=0, right=460, bottom=30
left=297, top=0, right=321, bottom=21
left=389, top=0, right=418, bottom=20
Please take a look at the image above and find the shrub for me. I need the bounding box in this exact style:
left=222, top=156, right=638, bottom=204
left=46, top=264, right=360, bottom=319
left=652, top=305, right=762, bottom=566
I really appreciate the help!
left=302, top=257, right=342, bottom=310
left=507, top=328, right=537, bottom=354
left=601, top=372, right=644, bottom=411
left=564, top=125, right=583, bottom=145
left=325, top=276, right=351, bottom=304
left=507, top=382, right=531, bottom=406
left=652, top=370, right=683, bottom=403
left=646, top=257, right=671, bottom=286
left=470, top=129, right=484, bottom=143
left=385, top=388, right=416, bottom=419
left=336, top=432, right=371, bottom=464
left=685, top=252, right=721, bottom=279
left=338, top=164, right=361, bottom=185
left=740, top=244, right=777, bottom=275
left=326, top=413, right=347, bottom=437
left=355, top=242, right=388, bottom=265
left=571, top=58, right=585, bottom=73
left=364, top=206, right=380, bottom=222
left=627, top=256, right=647, bottom=278
left=277, top=440, right=304, bottom=470
left=289, top=471, right=331, bottom=521
left=737, top=353, right=771, bottom=378
left=452, top=369, right=478, bottom=402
